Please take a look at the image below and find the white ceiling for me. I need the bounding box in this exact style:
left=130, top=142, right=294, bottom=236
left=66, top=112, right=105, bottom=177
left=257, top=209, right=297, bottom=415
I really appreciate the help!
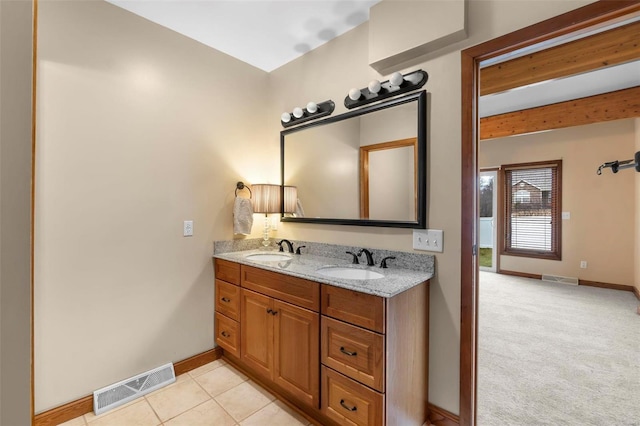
left=106, top=0, right=382, bottom=72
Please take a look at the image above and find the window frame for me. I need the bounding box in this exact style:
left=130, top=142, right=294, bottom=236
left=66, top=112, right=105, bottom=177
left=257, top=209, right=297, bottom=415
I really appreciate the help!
left=499, top=159, right=562, bottom=261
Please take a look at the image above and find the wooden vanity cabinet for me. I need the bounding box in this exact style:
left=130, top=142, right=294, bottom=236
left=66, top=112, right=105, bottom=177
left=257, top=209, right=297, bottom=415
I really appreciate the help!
left=214, top=259, right=429, bottom=426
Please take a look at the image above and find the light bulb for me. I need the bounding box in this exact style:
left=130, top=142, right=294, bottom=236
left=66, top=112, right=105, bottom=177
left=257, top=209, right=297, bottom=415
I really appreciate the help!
left=348, top=88, right=361, bottom=101
left=293, top=107, right=304, bottom=118
left=281, top=112, right=291, bottom=123
left=306, top=101, right=318, bottom=113
left=368, top=79, right=381, bottom=94
left=389, top=72, right=404, bottom=86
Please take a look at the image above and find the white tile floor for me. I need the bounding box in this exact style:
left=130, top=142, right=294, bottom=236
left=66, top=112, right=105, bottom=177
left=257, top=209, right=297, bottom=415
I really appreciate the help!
left=58, top=359, right=311, bottom=426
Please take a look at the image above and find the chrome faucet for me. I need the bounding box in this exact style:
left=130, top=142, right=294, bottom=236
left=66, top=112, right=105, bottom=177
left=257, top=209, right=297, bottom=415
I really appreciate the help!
left=357, top=248, right=375, bottom=266
left=277, top=239, right=294, bottom=253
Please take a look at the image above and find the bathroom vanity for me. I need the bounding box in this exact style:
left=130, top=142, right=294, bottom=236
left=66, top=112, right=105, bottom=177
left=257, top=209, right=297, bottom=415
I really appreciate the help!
left=213, top=246, right=432, bottom=426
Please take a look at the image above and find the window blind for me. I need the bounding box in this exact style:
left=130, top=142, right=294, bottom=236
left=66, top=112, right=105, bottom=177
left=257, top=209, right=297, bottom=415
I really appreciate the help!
left=503, top=161, right=561, bottom=259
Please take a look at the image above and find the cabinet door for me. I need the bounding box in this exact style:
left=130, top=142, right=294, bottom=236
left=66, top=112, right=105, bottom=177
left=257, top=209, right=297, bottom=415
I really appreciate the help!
left=273, top=299, right=320, bottom=409
left=241, top=289, right=273, bottom=378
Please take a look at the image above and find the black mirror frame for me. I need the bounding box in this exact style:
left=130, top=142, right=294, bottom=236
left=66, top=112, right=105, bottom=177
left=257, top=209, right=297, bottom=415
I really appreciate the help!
left=280, top=90, right=427, bottom=228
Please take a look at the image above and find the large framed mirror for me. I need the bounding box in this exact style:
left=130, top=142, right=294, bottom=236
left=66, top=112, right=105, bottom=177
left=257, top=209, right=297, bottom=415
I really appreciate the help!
left=281, top=90, right=426, bottom=228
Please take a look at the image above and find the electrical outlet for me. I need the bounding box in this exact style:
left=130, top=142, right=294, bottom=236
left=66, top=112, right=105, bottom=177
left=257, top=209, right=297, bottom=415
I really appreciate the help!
left=413, top=229, right=444, bottom=252
left=562, top=212, right=571, bottom=220
left=580, top=260, right=587, bottom=269
left=183, top=220, right=193, bottom=237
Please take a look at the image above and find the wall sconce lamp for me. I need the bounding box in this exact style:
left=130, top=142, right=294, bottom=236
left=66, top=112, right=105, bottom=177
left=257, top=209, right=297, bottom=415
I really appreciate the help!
left=281, top=100, right=335, bottom=128
left=251, top=184, right=282, bottom=247
left=344, top=69, right=428, bottom=109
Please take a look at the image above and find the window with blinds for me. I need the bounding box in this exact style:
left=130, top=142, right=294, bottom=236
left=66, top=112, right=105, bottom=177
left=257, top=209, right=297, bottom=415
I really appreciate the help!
left=502, top=160, right=562, bottom=260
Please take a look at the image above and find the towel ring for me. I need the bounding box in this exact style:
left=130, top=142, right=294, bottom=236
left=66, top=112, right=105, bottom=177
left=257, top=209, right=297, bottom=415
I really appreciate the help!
left=235, top=181, right=252, bottom=198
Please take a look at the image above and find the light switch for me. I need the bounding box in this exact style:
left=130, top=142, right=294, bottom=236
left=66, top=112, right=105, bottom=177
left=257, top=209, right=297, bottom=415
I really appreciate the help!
left=183, top=220, right=193, bottom=237
left=413, top=229, right=444, bottom=252
left=562, top=212, right=571, bottom=220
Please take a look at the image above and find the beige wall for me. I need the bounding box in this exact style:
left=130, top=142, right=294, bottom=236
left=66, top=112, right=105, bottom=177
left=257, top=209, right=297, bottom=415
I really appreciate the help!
left=34, top=1, right=270, bottom=412
left=269, top=0, right=594, bottom=413
left=0, top=0, right=34, bottom=424
left=31, top=0, right=599, bottom=416
left=480, top=120, right=636, bottom=285
left=636, top=119, right=640, bottom=295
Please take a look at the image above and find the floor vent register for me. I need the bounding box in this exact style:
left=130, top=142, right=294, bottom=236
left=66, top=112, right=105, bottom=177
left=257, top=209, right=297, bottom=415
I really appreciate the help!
left=93, top=363, right=175, bottom=415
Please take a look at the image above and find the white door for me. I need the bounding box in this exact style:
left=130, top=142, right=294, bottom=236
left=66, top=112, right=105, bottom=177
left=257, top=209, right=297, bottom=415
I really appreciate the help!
left=479, top=171, right=497, bottom=272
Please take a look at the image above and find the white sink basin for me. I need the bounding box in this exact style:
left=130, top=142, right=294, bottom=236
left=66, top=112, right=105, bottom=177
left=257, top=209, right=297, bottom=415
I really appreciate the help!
left=315, top=266, right=384, bottom=280
left=245, top=253, right=292, bottom=262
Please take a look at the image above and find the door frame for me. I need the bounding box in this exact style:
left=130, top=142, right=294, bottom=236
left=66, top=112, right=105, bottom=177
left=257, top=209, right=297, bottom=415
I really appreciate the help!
left=459, top=1, right=640, bottom=424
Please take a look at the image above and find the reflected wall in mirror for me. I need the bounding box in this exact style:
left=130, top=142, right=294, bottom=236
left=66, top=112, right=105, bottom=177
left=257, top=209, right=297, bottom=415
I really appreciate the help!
left=281, top=91, right=426, bottom=228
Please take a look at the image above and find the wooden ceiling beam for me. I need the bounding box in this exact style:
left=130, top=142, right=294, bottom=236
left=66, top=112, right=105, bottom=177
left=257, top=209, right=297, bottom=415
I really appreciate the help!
left=480, top=85, right=640, bottom=140
left=480, top=20, right=640, bottom=96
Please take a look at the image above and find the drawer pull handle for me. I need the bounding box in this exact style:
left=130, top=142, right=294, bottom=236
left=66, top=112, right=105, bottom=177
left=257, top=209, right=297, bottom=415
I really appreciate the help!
left=340, top=347, right=357, bottom=357
left=340, top=399, right=357, bottom=412
left=221, top=331, right=230, bottom=338
left=221, top=297, right=231, bottom=302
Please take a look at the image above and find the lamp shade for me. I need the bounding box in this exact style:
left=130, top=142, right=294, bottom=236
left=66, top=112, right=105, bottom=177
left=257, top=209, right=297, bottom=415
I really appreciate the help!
left=251, top=184, right=281, bottom=214
left=284, top=185, right=297, bottom=213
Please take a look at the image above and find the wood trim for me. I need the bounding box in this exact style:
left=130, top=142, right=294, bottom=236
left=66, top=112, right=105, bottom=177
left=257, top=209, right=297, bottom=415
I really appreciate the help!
left=498, top=269, right=543, bottom=280
left=578, top=279, right=635, bottom=293
left=33, top=396, right=94, bottom=426
left=359, top=137, right=418, bottom=219
left=462, top=2, right=640, bottom=63
left=480, top=20, right=640, bottom=96
left=33, top=347, right=222, bottom=426
left=428, top=403, right=460, bottom=426
left=173, top=347, right=223, bottom=376
left=460, top=2, right=640, bottom=425
left=497, top=273, right=635, bottom=294
left=480, top=86, right=640, bottom=140
left=460, top=45, right=478, bottom=426
left=31, top=0, right=39, bottom=423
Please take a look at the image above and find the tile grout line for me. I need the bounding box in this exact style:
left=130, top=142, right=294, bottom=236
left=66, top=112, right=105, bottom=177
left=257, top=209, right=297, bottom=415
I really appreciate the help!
left=190, top=366, right=242, bottom=423
left=142, top=394, right=164, bottom=426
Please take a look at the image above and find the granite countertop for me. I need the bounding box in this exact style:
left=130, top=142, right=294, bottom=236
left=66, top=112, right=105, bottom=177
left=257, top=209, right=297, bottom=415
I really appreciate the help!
left=214, top=249, right=433, bottom=298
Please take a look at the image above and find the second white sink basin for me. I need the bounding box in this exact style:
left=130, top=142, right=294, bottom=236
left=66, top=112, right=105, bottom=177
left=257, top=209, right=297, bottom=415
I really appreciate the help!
left=245, top=253, right=292, bottom=262
left=316, top=266, right=384, bottom=280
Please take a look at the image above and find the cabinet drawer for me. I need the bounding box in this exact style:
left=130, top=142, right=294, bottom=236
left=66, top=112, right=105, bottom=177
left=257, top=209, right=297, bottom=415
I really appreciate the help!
left=215, top=259, right=240, bottom=285
left=322, top=366, right=383, bottom=426
left=322, top=285, right=385, bottom=333
left=215, top=312, right=240, bottom=358
left=322, top=316, right=385, bottom=392
left=215, top=279, right=240, bottom=321
left=241, top=265, right=320, bottom=311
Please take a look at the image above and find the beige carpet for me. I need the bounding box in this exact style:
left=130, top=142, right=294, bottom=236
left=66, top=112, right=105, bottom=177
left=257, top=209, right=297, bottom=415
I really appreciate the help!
left=477, top=271, right=640, bottom=426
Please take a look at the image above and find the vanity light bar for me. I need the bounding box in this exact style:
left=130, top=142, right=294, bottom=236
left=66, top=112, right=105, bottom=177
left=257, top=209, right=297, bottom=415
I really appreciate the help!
left=280, top=100, right=335, bottom=128
left=344, top=69, right=428, bottom=109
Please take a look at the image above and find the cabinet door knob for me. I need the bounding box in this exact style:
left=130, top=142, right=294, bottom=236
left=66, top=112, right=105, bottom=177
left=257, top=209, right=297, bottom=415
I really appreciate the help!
left=340, top=399, right=357, bottom=412
left=271, top=310, right=278, bottom=316
left=267, top=308, right=273, bottom=314
left=340, top=347, right=357, bottom=357
left=221, top=297, right=231, bottom=303
left=221, top=331, right=230, bottom=338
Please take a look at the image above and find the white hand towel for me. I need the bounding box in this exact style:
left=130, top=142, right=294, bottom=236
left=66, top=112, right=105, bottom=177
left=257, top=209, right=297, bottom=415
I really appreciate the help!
left=295, top=198, right=305, bottom=218
left=233, top=197, right=254, bottom=235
